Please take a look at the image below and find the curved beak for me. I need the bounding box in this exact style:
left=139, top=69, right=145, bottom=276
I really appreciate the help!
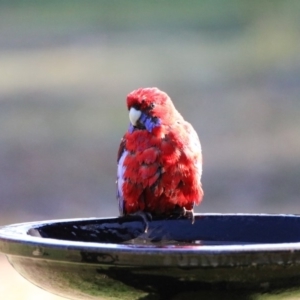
left=129, top=107, right=142, bottom=126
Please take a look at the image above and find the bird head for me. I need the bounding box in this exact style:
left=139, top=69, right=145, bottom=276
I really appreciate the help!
left=126, top=87, right=180, bottom=133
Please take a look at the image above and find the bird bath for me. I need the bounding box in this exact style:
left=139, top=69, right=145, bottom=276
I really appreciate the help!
left=1, top=213, right=300, bottom=299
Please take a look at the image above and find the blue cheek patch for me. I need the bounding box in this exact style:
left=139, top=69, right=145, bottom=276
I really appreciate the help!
left=128, top=112, right=161, bottom=133
left=145, top=115, right=161, bottom=132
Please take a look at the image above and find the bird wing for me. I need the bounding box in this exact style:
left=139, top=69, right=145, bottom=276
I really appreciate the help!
left=116, top=137, right=127, bottom=215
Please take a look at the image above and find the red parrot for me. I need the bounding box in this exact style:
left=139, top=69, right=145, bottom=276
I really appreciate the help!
left=117, top=87, right=203, bottom=222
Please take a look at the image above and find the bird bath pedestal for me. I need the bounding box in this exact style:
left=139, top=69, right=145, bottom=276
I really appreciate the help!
left=1, top=214, right=300, bottom=299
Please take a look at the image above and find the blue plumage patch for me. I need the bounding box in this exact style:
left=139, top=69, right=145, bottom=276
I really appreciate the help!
left=129, top=112, right=161, bottom=133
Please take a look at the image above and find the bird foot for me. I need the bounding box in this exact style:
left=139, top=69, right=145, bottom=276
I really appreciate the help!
left=174, top=207, right=195, bottom=224
left=183, top=208, right=195, bottom=224
left=129, top=211, right=152, bottom=233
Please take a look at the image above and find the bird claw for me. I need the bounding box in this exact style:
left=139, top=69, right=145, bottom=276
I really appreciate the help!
left=174, top=207, right=195, bottom=224
left=129, top=211, right=152, bottom=233
left=183, top=208, right=195, bottom=224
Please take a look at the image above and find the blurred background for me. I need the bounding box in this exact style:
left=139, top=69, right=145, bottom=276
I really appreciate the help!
left=0, top=0, right=300, bottom=298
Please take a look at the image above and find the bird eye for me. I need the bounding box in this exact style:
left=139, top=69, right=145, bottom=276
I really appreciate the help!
left=149, top=103, right=155, bottom=110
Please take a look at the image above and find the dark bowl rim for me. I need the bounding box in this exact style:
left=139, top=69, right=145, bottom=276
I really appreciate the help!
left=1, top=213, right=300, bottom=256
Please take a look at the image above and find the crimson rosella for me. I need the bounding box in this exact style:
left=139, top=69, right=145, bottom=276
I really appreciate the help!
left=117, top=87, right=203, bottom=223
